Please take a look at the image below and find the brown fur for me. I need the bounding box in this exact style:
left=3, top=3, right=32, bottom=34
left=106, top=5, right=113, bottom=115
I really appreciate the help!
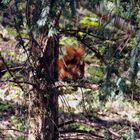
left=57, top=46, right=85, bottom=81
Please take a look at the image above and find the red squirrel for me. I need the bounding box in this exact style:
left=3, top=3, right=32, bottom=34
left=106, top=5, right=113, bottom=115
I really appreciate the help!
left=57, top=46, right=85, bottom=81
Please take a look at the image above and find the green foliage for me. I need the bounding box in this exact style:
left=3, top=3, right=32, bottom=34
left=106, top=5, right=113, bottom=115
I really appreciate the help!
left=0, top=0, right=10, bottom=10
left=80, top=15, right=100, bottom=27
left=16, top=136, right=25, bottom=140
left=27, top=0, right=79, bottom=30
left=5, top=27, right=17, bottom=36
left=79, top=89, right=100, bottom=115
left=37, top=7, right=49, bottom=27
left=112, top=124, right=123, bottom=131
left=69, top=122, right=94, bottom=131
left=61, top=0, right=79, bottom=19
left=88, top=66, right=104, bottom=82
left=123, top=127, right=135, bottom=140
left=10, top=115, right=24, bottom=130
left=60, top=36, right=78, bottom=46
left=5, top=135, right=25, bottom=140
left=2, top=71, right=11, bottom=79
left=103, top=128, right=110, bottom=140
left=8, top=51, right=16, bottom=57
left=1, top=0, right=11, bottom=5
left=0, top=100, right=13, bottom=111
left=48, top=25, right=59, bottom=37
left=129, top=31, right=140, bottom=87
left=114, top=0, right=139, bottom=24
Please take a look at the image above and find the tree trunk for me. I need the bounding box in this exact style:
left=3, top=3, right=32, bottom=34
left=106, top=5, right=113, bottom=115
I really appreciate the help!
left=28, top=36, right=59, bottom=140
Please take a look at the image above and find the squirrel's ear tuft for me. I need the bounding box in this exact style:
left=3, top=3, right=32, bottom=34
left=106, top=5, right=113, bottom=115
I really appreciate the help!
left=76, top=47, right=85, bottom=57
left=65, top=46, right=85, bottom=57
left=65, top=46, right=76, bottom=56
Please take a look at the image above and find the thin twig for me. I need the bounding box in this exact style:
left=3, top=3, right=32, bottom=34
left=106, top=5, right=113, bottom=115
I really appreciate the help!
left=0, top=128, right=28, bottom=134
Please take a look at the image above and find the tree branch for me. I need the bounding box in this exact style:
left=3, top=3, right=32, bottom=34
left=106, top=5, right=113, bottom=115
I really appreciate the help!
left=60, top=129, right=104, bottom=139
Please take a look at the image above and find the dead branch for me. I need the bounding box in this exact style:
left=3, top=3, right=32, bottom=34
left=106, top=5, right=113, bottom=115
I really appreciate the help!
left=59, top=113, right=140, bottom=139
left=59, top=113, right=140, bottom=132
left=55, top=80, right=100, bottom=90
left=0, top=128, right=28, bottom=134
left=60, top=129, right=104, bottom=139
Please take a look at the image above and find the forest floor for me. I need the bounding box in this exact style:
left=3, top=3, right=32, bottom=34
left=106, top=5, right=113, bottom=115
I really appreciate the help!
left=0, top=83, right=140, bottom=139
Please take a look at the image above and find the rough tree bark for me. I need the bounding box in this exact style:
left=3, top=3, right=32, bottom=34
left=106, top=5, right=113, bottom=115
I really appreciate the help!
left=28, top=36, right=59, bottom=140
left=25, top=0, right=60, bottom=139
